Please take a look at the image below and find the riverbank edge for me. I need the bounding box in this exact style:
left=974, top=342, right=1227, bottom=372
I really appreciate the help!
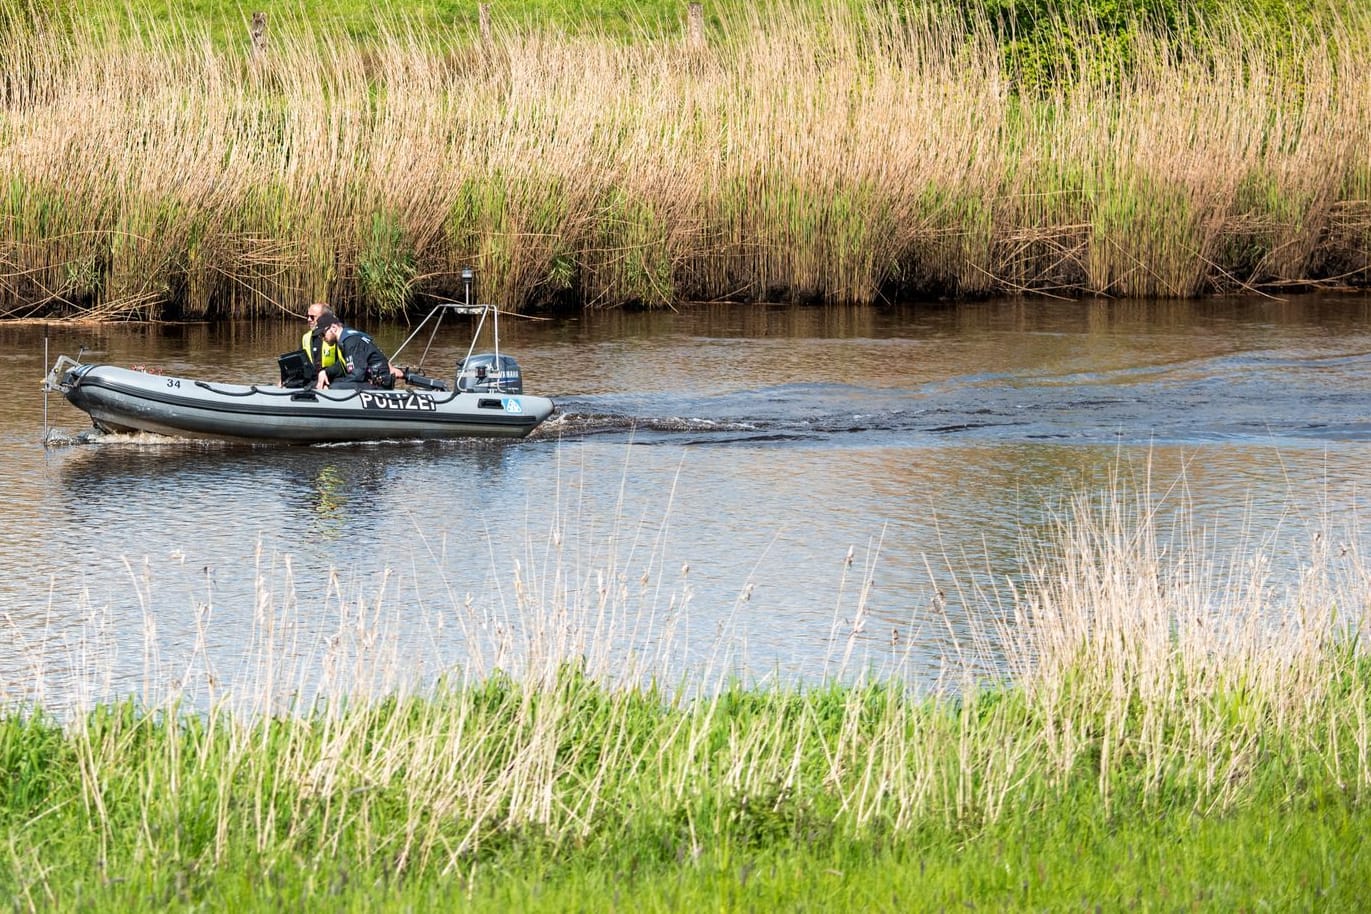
left=2, top=666, right=1366, bottom=911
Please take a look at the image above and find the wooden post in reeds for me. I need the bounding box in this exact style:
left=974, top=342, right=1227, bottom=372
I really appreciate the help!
left=250, top=12, right=268, bottom=62
left=478, top=3, right=492, bottom=46
left=687, top=2, right=705, bottom=50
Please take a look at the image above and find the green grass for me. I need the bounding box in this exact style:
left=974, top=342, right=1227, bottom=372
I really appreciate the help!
left=30, top=0, right=1361, bottom=44
left=2, top=677, right=1366, bottom=912
left=11, top=808, right=1367, bottom=912
left=21, top=0, right=707, bottom=44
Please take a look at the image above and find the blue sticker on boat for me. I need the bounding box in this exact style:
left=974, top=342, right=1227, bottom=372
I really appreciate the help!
left=504, top=398, right=523, bottom=414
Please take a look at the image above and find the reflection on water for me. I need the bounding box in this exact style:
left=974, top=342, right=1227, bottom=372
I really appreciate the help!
left=311, top=464, right=348, bottom=540
left=3, top=296, right=1371, bottom=711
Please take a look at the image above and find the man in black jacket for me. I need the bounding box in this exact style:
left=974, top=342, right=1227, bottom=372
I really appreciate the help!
left=315, top=312, right=396, bottom=390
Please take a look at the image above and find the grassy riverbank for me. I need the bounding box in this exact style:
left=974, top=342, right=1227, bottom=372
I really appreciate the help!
left=3, top=485, right=1368, bottom=909
left=3, top=690, right=1366, bottom=911
left=1, top=1, right=1368, bottom=317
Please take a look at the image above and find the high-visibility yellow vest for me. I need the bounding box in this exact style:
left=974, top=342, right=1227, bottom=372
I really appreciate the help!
left=302, top=329, right=340, bottom=368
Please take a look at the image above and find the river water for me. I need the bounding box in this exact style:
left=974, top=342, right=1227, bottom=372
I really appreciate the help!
left=4, top=296, right=1371, bottom=712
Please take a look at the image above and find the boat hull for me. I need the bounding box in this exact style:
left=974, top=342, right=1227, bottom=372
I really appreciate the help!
left=55, top=363, right=554, bottom=444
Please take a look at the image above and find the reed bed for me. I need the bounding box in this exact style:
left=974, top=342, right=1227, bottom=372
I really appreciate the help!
left=0, top=2, right=1367, bottom=319
left=1, top=477, right=1368, bottom=908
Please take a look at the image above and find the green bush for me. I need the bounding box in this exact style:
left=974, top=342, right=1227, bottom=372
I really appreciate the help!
left=934, top=0, right=1331, bottom=90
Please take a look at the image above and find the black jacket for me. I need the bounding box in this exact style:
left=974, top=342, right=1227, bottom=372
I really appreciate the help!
left=335, top=328, right=394, bottom=388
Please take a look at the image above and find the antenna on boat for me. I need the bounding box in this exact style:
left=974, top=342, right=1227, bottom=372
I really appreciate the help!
left=42, top=335, right=49, bottom=443
left=459, top=267, right=489, bottom=373
left=391, top=266, right=484, bottom=371
left=486, top=269, right=501, bottom=373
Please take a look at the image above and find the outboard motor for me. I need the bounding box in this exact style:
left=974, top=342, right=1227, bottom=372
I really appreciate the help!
left=456, top=353, right=523, bottom=394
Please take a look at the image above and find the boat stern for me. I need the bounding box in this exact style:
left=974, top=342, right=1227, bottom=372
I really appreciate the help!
left=42, top=354, right=87, bottom=395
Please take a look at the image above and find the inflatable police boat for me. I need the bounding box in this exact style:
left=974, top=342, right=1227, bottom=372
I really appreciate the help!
left=42, top=292, right=555, bottom=445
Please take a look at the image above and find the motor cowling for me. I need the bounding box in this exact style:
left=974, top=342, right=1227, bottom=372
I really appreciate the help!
left=456, top=353, right=523, bottom=394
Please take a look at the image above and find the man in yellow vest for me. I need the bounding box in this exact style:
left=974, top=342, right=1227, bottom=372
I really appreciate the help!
left=303, top=302, right=342, bottom=381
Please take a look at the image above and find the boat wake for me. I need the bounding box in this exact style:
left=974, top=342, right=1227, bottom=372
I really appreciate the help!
left=535, top=410, right=762, bottom=438
left=43, top=427, right=247, bottom=450
left=536, top=366, right=1371, bottom=447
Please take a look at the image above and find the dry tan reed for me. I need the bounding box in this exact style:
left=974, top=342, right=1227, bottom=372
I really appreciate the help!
left=1, top=5, right=1368, bottom=317
left=1003, top=478, right=1371, bottom=811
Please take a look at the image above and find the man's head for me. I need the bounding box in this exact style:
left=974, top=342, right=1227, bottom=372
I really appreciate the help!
left=317, top=312, right=342, bottom=342
left=307, top=303, right=327, bottom=327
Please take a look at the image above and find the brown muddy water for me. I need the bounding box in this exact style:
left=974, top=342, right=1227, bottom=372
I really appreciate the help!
left=5, top=295, right=1371, bottom=712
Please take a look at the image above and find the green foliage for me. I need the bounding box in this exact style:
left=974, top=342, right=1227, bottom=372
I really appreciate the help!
left=357, top=211, right=416, bottom=316
left=0, top=711, right=69, bottom=817
left=0, top=0, right=62, bottom=35
left=928, top=0, right=1337, bottom=91
left=592, top=189, right=675, bottom=308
